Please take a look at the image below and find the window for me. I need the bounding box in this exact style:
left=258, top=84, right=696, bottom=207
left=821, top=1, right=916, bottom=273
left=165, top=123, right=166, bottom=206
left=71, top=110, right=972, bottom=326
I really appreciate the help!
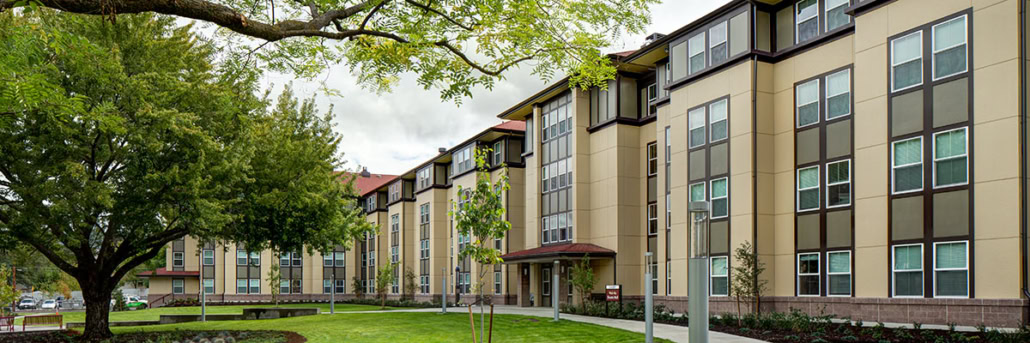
left=417, top=167, right=432, bottom=190
left=280, top=253, right=290, bottom=267
left=933, top=128, right=967, bottom=187
left=172, top=279, right=184, bottom=294
left=796, top=0, right=819, bottom=43
left=891, top=32, right=923, bottom=92
left=237, top=250, right=247, bottom=265
left=203, top=250, right=214, bottom=266
left=709, top=21, right=728, bottom=65
left=797, top=253, right=820, bottom=296
left=797, top=166, right=820, bottom=212
left=826, top=70, right=850, bottom=120
left=366, top=195, right=376, bottom=212
left=249, top=251, right=260, bottom=266
left=689, top=183, right=706, bottom=204
left=336, top=279, right=345, bottom=294
left=453, top=145, right=474, bottom=175
left=237, top=279, right=247, bottom=294
left=825, top=0, right=850, bottom=32
left=827, top=251, right=851, bottom=296
left=647, top=203, right=658, bottom=235
left=796, top=79, right=820, bottom=127
left=710, top=178, right=728, bottom=219
left=494, top=271, right=502, bottom=295
left=711, top=256, right=729, bottom=296
left=709, top=99, right=728, bottom=143
left=280, top=280, right=290, bottom=294
left=893, top=244, right=923, bottom=297
left=934, top=241, right=968, bottom=297
left=892, top=137, right=923, bottom=193
left=688, top=107, right=705, bottom=148
left=526, top=118, right=534, bottom=153
left=647, top=143, right=658, bottom=176
left=335, top=252, right=345, bottom=266
left=933, top=16, right=967, bottom=80
left=650, top=261, right=658, bottom=295
left=249, top=279, right=260, bottom=294
left=391, top=214, right=399, bottom=233
left=323, top=279, right=332, bottom=294
left=493, top=142, right=503, bottom=166
left=292, top=251, right=302, bottom=266
left=323, top=253, right=333, bottom=267
left=826, top=160, right=851, bottom=208
left=688, top=33, right=706, bottom=74
left=291, top=279, right=301, bottom=294
left=173, top=252, right=184, bottom=267
left=389, top=182, right=400, bottom=202
left=391, top=246, right=398, bottom=263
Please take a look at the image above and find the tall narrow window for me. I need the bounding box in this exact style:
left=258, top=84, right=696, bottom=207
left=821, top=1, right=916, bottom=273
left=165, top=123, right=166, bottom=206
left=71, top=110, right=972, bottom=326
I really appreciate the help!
left=291, top=251, right=301, bottom=266
left=825, top=0, right=850, bottom=32
left=688, top=107, right=706, bottom=148
left=688, top=33, right=706, bottom=75
left=891, top=32, right=923, bottom=92
left=710, top=256, right=729, bottom=296
left=934, top=241, right=968, bottom=297
left=796, top=79, right=820, bottom=128
left=893, top=244, right=923, bottom=297
left=323, top=280, right=332, bottom=294
left=709, top=21, right=728, bottom=65
left=797, top=166, right=820, bottom=212
left=797, top=253, right=820, bottom=296
left=709, top=99, right=728, bottom=142
left=710, top=178, right=728, bottom=219
left=826, top=160, right=851, bottom=208
left=647, top=203, right=658, bottom=235
left=495, top=271, right=502, bottom=295
left=526, top=118, right=534, bottom=153
left=892, top=137, right=923, bottom=193
left=932, top=16, right=967, bottom=80
left=493, top=142, right=503, bottom=165
left=795, top=0, right=819, bottom=43
left=827, top=251, right=851, bottom=296
left=826, top=70, right=851, bottom=120
left=933, top=128, right=967, bottom=188
left=647, top=143, right=658, bottom=176
left=542, top=217, right=550, bottom=244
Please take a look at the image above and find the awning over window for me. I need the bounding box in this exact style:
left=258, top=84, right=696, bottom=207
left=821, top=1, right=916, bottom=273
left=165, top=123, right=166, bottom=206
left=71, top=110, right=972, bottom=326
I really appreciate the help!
left=500, top=243, right=615, bottom=263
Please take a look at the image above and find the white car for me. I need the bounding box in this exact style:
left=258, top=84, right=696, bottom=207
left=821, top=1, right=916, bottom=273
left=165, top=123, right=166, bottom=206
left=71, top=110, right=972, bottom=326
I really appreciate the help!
left=17, top=299, right=36, bottom=310
left=125, top=296, right=148, bottom=305
left=40, top=300, right=57, bottom=310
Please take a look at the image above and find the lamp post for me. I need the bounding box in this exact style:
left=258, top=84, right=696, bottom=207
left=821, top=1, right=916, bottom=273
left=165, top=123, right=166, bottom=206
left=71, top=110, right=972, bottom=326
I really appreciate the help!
left=552, top=260, right=559, bottom=322
left=644, top=252, right=654, bottom=343
left=688, top=201, right=710, bottom=343
left=441, top=267, right=447, bottom=314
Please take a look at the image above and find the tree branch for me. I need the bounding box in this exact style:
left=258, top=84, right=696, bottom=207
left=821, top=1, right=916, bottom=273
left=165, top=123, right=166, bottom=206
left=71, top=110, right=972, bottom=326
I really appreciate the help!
left=404, top=0, right=473, bottom=31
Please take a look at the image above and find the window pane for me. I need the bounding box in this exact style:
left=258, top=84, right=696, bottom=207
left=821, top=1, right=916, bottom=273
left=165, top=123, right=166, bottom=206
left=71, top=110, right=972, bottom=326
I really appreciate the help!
left=826, top=93, right=850, bottom=120
left=936, top=270, right=968, bottom=296
left=711, top=179, right=728, bottom=197
left=895, top=165, right=922, bottom=192
left=894, top=139, right=922, bottom=166
left=711, top=44, right=728, bottom=65
left=796, top=0, right=817, bottom=20
left=935, top=47, right=966, bottom=79
left=829, top=274, right=851, bottom=295
left=894, top=60, right=922, bottom=90
left=936, top=242, right=966, bottom=269
left=934, top=17, right=965, bottom=51
left=828, top=184, right=851, bottom=207
left=712, top=257, right=728, bottom=276
left=893, top=33, right=922, bottom=64
left=826, top=3, right=849, bottom=31
left=797, top=18, right=818, bottom=43
left=936, top=158, right=967, bottom=186
left=798, top=168, right=819, bottom=188
left=799, top=275, right=819, bottom=295
left=690, top=184, right=705, bottom=202
left=797, top=80, right=819, bottom=126
left=935, top=129, right=966, bottom=159
left=895, top=271, right=923, bottom=296
left=797, top=80, right=819, bottom=106
left=828, top=161, right=849, bottom=184
left=712, top=198, right=729, bottom=218
left=829, top=252, right=850, bottom=273
left=710, top=22, right=727, bottom=45
left=712, top=277, right=729, bottom=296
left=894, top=245, right=921, bottom=270
left=799, top=254, right=819, bottom=273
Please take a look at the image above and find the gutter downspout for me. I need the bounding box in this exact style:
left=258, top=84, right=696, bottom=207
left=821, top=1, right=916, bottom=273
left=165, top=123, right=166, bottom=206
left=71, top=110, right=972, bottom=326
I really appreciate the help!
left=1020, top=0, right=1030, bottom=307
left=750, top=2, right=761, bottom=313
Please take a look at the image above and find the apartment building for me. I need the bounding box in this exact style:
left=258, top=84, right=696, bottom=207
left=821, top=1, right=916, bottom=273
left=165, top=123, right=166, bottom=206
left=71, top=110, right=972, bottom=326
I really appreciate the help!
left=494, top=0, right=1030, bottom=327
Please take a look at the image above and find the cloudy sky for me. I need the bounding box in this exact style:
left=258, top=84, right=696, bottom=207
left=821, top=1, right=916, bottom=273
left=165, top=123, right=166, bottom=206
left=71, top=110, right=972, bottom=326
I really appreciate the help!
left=263, top=0, right=732, bottom=176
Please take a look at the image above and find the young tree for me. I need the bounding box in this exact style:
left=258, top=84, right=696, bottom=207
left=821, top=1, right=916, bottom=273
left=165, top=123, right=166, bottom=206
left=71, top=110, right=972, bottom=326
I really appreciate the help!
left=0, top=266, right=18, bottom=315
left=450, top=147, right=510, bottom=343
left=0, top=0, right=658, bottom=101
left=268, top=259, right=282, bottom=307
left=403, top=267, right=417, bottom=301
left=569, top=255, right=596, bottom=312
left=730, top=240, right=768, bottom=326
left=0, top=11, right=373, bottom=340
left=351, top=276, right=364, bottom=299
left=375, top=262, right=396, bottom=309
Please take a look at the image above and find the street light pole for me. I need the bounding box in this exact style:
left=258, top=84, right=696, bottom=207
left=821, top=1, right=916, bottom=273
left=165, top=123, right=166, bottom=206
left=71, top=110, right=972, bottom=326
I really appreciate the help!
left=552, top=260, right=559, bottom=322
left=441, top=268, right=447, bottom=314
left=688, top=201, right=711, bottom=343
left=200, top=257, right=206, bottom=322
left=645, top=252, right=653, bottom=343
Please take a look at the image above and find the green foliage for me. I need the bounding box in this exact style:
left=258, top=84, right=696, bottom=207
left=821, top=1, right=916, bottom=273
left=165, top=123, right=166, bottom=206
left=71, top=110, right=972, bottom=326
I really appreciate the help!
left=351, top=276, right=364, bottom=299
left=569, top=255, right=595, bottom=311
left=375, top=263, right=396, bottom=309
left=111, top=289, right=127, bottom=312
left=268, top=260, right=283, bottom=307
left=0, top=266, right=18, bottom=315
left=403, top=267, right=417, bottom=301
left=730, top=240, right=768, bottom=317
left=450, top=147, right=510, bottom=293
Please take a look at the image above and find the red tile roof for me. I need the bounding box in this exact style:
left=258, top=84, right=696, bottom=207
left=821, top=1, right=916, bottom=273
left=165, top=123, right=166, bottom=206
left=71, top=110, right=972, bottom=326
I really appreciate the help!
left=492, top=121, right=526, bottom=132
left=338, top=172, right=397, bottom=196
left=500, top=243, right=616, bottom=263
left=136, top=268, right=200, bottom=278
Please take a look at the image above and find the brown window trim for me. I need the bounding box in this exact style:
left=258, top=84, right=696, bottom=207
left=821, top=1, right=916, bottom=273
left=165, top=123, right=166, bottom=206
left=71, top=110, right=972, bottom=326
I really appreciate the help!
left=685, top=95, right=732, bottom=264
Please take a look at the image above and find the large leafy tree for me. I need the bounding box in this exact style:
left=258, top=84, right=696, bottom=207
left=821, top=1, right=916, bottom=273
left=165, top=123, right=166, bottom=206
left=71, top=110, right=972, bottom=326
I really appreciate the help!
left=0, top=0, right=657, bottom=100
left=0, top=11, right=370, bottom=341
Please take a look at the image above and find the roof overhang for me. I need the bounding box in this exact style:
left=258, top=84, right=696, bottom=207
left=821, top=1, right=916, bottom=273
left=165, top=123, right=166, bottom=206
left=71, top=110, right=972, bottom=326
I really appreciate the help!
left=500, top=243, right=616, bottom=264
left=497, top=78, right=570, bottom=120
left=136, top=268, right=200, bottom=278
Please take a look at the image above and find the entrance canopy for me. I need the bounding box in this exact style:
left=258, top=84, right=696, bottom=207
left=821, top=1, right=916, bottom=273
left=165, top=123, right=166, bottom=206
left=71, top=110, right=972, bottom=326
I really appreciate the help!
left=135, top=268, right=200, bottom=278
left=500, top=243, right=615, bottom=264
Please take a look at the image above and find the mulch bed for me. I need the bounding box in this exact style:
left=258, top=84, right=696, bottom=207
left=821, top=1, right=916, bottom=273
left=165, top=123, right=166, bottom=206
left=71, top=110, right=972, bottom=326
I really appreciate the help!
left=0, top=329, right=306, bottom=343
left=712, top=323, right=1006, bottom=343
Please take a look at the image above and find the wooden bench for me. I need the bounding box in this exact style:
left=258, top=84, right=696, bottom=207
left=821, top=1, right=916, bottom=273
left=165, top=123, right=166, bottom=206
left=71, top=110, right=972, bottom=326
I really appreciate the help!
left=22, top=314, right=62, bottom=330
left=0, top=316, right=13, bottom=332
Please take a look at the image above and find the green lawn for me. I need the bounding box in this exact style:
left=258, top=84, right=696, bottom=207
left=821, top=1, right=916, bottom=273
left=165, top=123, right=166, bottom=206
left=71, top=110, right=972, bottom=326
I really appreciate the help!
left=105, top=312, right=672, bottom=343
left=20, top=303, right=394, bottom=324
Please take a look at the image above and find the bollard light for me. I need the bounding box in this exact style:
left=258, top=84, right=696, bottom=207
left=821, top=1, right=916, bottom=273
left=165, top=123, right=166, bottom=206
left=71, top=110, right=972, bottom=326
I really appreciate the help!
left=687, top=201, right=710, bottom=343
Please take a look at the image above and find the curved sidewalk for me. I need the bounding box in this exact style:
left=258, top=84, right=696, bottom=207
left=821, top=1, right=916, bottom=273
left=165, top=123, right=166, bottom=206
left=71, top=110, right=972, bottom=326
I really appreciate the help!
left=341, top=305, right=767, bottom=343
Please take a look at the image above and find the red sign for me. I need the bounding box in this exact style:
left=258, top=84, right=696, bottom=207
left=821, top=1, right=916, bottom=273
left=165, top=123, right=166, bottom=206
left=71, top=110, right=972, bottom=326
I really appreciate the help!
left=605, top=285, right=621, bottom=302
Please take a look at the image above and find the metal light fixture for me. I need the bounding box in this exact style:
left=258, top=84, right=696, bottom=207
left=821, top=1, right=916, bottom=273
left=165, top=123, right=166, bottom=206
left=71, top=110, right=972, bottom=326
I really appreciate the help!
left=688, top=201, right=710, bottom=343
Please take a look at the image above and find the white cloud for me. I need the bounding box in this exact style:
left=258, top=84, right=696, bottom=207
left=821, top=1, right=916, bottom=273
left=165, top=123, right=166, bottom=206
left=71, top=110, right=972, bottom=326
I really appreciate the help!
left=255, top=0, right=732, bottom=175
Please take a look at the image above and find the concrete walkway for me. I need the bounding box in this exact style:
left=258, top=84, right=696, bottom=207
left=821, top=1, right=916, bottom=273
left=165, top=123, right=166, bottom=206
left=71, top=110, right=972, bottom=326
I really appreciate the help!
left=336, top=305, right=767, bottom=343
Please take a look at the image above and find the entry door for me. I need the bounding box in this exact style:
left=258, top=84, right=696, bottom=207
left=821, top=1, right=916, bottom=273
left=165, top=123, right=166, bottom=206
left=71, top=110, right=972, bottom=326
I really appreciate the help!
left=541, top=267, right=552, bottom=307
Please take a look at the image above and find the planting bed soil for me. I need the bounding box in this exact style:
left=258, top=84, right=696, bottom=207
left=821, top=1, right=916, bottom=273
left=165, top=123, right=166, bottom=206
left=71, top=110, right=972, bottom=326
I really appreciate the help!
left=0, top=329, right=305, bottom=343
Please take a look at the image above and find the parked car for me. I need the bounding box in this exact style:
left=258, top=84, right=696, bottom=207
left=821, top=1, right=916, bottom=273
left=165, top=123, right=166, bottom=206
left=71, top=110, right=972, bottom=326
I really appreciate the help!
left=124, top=297, right=148, bottom=310
left=124, top=296, right=147, bottom=305
left=17, top=299, right=36, bottom=310
left=40, top=300, right=57, bottom=310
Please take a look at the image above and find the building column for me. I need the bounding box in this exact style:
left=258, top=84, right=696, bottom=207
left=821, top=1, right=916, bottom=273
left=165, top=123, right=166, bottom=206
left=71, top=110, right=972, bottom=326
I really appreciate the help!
left=518, top=263, right=531, bottom=307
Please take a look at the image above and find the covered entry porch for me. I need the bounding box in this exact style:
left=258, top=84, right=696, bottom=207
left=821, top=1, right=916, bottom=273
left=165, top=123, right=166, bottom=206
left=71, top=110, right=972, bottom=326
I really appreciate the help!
left=500, top=243, right=615, bottom=308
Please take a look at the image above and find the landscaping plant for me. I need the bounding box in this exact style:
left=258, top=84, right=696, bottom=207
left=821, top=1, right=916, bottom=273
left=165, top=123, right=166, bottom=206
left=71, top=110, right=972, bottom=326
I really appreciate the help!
left=268, top=259, right=282, bottom=307
left=375, top=263, right=397, bottom=309
left=569, top=255, right=596, bottom=312
left=403, top=267, right=417, bottom=301
left=352, top=276, right=365, bottom=299
left=0, top=266, right=18, bottom=315
left=730, top=240, right=768, bottom=326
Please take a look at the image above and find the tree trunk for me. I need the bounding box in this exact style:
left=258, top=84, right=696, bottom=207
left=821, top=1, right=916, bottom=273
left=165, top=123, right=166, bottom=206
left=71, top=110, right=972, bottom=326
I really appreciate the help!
left=80, top=282, right=114, bottom=342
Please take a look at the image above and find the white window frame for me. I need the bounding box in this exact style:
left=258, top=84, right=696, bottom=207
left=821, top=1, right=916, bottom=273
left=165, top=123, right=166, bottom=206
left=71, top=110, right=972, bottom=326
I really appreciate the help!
left=933, top=241, right=969, bottom=298
left=647, top=143, right=658, bottom=176
left=236, top=279, right=248, bottom=294
left=495, top=271, right=503, bottom=295
left=173, top=252, right=184, bottom=267
left=931, top=15, right=968, bottom=81
left=542, top=217, right=550, bottom=244
left=202, top=279, right=214, bottom=295
left=323, top=253, right=333, bottom=267
left=203, top=250, right=214, bottom=266
left=892, top=243, right=924, bottom=298
left=493, top=141, right=503, bottom=165
left=708, top=21, right=728, bottom=64
left=647, top=203, right=658, bottom=235
left=280, top=280, right=291, bottom=294
left=688, top=107, right=706, bottom=149
left=824, top=0, right=850, bottom=32
left=709, top=99, right=728, bottom=143
left=796, top=252, right=820, bottom=297
left=891, top=137, right=924, bottom=195
left=825, top=159, right=851, bottom=209
left=796, top=79, right=820, bottom=128
left=280, top=252, right=291, bottom=267
left=825, top=69, right=851, bottom=120
left=323, top=279, right=332, bottom=294
left=236, top=251, right=248, bottom=266
left=710, top=177, right=729, bottom=219
left=710, top=256, right=729, bottom=296
left=891, top=31, right=924, bottom=93
left=826, top=250, right=852, bottom=297
left=932, top=127, right=968, bottom=189
left=795, top=0, right=819, bottom=44
left=172, top=279, right=184, bottom=294
left=689, top=182, right=706, bottom=204
left=796, top=166, right=820, bottom=212
left=688, top=33, right=706, bottom=75
left=249, top=279, right=260, bottom=294
left=335, top=252, right=345, bottom=266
